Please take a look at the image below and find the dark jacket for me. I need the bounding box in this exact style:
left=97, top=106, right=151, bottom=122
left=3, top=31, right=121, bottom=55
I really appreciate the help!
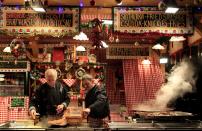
left=85, top=84, right=110, bottom=119
left=29, top=80, right=70, bottom=116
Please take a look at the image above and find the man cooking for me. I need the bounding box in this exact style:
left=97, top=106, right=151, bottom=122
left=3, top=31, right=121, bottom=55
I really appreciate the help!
left=29, top=68, right=70, bottom=119
left=82, top=74, right=110, bottom=128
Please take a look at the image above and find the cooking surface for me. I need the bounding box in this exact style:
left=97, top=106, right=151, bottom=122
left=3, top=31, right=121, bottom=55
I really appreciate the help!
left=108, top=121, right=202, bottom=130
left=1, top=120, right=202, bottom=130
left=136, top=111, right=193, bottom=117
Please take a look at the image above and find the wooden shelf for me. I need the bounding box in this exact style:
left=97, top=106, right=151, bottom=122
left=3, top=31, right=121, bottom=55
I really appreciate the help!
left=0, top=85, right=24, bottom=87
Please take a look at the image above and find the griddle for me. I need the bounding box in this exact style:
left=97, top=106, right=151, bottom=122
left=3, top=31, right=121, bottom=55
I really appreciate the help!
left=132, top=109, right=194, bottom=121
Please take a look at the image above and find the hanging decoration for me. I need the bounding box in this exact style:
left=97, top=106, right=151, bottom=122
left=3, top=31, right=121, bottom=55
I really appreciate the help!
left=90, top=18, right=104, bottom=48
left=30, top=69, right=41, bottom=80
left=10, top=38, right=26, bottom=58
left=88, top=54, right=97, bottom=63
left=75, top=67, right=86, bottom=80
left=26, top=36, right=48, bottom=62
left=55, top=61, right=62, bottom=78
left=65, top=62, right=73, bottom=72
left=109, top=29, right=114, bottom=42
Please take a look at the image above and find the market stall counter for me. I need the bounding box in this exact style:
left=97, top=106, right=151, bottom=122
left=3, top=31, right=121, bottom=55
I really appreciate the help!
left=1, top=119, right=202, bottom=131
left=0, top=120, right=94, bottom=131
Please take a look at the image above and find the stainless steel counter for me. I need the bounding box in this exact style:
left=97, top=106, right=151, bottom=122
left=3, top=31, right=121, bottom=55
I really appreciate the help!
left=108, top=121, right=202, bottom=130
left=1, top=120, right=202, bottom=130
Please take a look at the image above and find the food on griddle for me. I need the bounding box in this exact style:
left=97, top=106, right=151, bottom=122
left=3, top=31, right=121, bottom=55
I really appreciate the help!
left=47, top=107, right=83, bottom=126
left=48, top=117, right=67, bottom=126
left=138, top=111, right=193, bottom=117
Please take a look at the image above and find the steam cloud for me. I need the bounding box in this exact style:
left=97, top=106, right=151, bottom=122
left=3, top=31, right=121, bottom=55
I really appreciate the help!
left=137, top=59, right=197, bottom=111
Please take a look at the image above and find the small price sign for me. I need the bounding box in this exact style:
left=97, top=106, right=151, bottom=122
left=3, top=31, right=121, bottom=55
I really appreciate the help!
left=11, top=97, right=25, bottom=107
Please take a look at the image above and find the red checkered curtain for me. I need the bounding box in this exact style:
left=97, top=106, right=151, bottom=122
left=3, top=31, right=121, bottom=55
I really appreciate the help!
left=106, top=68, right=121, bottom=104
left=122, top=58, right=164, bottom=111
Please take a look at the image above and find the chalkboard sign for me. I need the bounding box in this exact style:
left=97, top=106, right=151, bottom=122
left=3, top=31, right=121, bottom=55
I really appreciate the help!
left=11, top=97, right=25, bottom=107
left=114, top=7, right=193, bottom=34
left=0, top=7, right=79, bottom=35
left=6, top=13, right=73, bottom=27
left=106, top=44, right=150, bottom=59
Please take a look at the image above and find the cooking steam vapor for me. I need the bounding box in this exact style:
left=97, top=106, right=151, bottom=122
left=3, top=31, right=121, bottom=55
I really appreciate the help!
left=137, top=59, right=197, bottom=111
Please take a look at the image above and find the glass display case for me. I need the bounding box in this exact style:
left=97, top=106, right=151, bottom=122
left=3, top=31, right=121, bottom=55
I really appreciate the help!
left=0, top=61, right=30, bottom=96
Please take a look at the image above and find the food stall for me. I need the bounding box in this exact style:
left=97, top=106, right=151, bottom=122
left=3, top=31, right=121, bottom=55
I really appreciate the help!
left=1, top=0, right=202, bottom=130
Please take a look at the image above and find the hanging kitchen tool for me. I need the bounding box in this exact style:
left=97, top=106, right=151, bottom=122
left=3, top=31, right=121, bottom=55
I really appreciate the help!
left=65, top=62, right=73, bottom=72
left=55, top=61, right=62, bottom=78
left=88, top=54, right=97, bottom=63
left=75, top=67, right=86, bottom=80
left=75, top=68, right=86, bottom=97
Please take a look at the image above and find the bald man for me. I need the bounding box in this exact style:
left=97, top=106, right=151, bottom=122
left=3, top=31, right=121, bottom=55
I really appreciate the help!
left=29, top=69, right=70, bottom=119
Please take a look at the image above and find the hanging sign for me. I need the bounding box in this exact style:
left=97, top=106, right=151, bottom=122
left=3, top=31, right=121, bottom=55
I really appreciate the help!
left=106, top=44, right=150, bottom=59
left=0, top=7, right=79, bottom=36
left=113, top=7, right=193, bottom=34
left=11, top=97, right=25, bottom=107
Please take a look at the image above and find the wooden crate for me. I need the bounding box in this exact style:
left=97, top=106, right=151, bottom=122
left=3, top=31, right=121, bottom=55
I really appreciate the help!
left=64, top=107, right=83, bottom=125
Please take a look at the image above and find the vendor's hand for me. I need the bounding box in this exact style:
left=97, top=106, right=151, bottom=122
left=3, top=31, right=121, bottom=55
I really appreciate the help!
left=82, top=108, right=90, bottom=119
left=56, top=104, right=64, bottom=114
left=30, top=109, right=37, bottom=120
left=83, top=108, right=90, bottom=113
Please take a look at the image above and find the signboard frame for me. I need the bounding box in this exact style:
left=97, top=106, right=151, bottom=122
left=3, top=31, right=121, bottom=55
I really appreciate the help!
left=0, top=7, right=79, bottom=35
left=113, top=7, right=193, bottom=34
left=106, top=44, right=151, bottom=59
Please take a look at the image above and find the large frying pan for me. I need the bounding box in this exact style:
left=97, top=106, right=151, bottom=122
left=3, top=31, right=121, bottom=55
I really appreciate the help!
left=132, top=108, right=193, bottom=121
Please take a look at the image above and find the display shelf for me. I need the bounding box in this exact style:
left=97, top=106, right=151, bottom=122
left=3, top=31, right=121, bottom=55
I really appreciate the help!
left=0, top=85, right=24, bottom=87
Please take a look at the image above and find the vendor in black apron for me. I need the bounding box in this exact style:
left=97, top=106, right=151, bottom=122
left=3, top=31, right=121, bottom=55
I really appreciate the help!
left=29, top=69, right=70, bottom=119
left=82, top=74, right=110, bottom=128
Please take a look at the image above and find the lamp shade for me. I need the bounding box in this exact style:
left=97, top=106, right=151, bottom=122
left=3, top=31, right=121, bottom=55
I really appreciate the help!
left=31, top=0, right=46, bottom=12
left=3, top=46, right=11, bottom=53
left=169, top=36, right=186, bottom=42
left=76, top=45, right=86, bottom=51
left=152, top=44, right=165, bottom=50
left=165, top=0, right=179, bottom=14
left=73, top=32, right=89, bottom=41
left=142, top=58, right=151, bottom=64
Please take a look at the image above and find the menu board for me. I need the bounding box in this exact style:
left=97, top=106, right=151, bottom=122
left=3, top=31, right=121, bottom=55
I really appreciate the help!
left=106, top=44, right=150, bottom=59
left=6, top=13, right=73, bottom=27
left=0, top=7, right=79, bottom=35
left=113, top=7, right=193, bottom=34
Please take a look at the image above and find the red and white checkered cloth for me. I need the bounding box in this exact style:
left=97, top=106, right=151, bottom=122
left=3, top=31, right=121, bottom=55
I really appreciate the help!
left=9, top=96, right=29, bottom=121
left=123, top=58, right=164, bottom=113
left=0, top=97, right=9, bottom=124
left=63, top=79, right=76, bottom=87
left=9, top=108, right=29, bottom=121
left=0, top=97, right=29, bottom=122
left=38, top=78, right=47, bottom=84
